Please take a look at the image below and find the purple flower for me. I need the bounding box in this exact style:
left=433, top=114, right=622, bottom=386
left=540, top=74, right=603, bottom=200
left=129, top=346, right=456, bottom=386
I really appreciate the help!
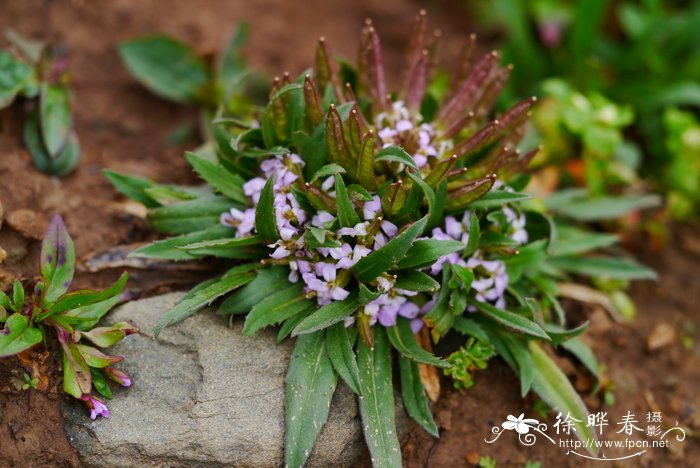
left=329, top=243, right=371, bottom=269
left=466, top=257, right=509, bottom=310
left=312, top=211, right=335, bottom=228
left=82, top=395, right=110, bottom=420
left=338, top=222, right=368, bottom=237
left=303, top=263, right=350, bottom=305
left=243, top=177, right=266, bottom=204
left=220, top=207, right=256, bottom=236
left=363, top=196, right=382, bottom=221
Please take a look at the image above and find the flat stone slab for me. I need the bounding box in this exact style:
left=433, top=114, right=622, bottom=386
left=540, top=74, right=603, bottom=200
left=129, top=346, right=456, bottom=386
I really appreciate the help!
left=63, top=292, right=410, bottom=467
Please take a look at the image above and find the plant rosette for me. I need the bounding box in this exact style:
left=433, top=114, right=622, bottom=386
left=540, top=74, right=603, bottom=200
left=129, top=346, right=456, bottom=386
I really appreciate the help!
left=0, top=216, right=136, bottom=419
left=108, top=12, right=655, bottom=467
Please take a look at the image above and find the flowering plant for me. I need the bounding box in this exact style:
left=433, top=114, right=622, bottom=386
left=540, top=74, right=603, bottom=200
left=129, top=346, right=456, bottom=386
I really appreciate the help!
left=0, top=216, right=136, bottom=418
left=109, top=12, right=654, bottom=467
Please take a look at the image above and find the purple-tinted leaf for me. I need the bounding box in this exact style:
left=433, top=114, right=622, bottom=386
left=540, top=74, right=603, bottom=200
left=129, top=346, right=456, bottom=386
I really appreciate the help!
left=40, top=215, right=75, bottom=303
left=76, top=344, right=123, bottom=368
left=61, top=341, right=92, bottom=398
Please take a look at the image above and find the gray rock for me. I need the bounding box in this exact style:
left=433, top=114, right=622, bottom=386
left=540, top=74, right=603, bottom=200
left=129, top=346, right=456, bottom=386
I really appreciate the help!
left=63, top=293, right=412, bottom=467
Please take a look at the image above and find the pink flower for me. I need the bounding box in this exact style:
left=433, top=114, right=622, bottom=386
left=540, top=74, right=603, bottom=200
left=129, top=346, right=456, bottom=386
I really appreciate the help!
left=81, top=395, right=110, bottom=420
left=105, top=367, right=131, bottom=387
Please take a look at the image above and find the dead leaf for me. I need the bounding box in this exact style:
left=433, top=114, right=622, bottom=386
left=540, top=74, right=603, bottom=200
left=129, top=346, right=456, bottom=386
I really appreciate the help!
left=647, top=323, right=675, bottom=351
left=417, top=327, right=441, bottom=402
left=79, top=243, right=210, bottom=272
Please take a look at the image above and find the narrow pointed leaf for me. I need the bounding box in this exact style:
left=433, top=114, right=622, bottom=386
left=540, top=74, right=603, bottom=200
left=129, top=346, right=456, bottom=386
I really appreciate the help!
left=132, top=226, right=235, bottom=260
left=185, top=152, right=247, bottom=204
left=399, top=356, right=438, bottom=437
left=285, top=332, right=337, bottom=468
left=326, top=322, right=362, bottom=395
left=255, top=176, right=280, bottom=242
left=243, top=284, right=313, bottom=335
left=357, top=327, right=401, bottom=468
left=375, top=146, right=418, bottom=170
left=292, top=292, right=360, bottom=336
left=41, top=215, right=75, bottom=303
left=472, top=300, right=550, bottom=340
left=335, top=174, right=361, bottom=227
left=387, top=317, right=450, bottom=368
left=396, top=239, right=465, bottom=270
left=219, top=266, right=287, bottom=315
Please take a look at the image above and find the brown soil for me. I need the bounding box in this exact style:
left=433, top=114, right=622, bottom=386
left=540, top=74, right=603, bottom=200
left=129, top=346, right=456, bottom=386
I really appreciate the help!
left=0, top=1, right=697, bottom=467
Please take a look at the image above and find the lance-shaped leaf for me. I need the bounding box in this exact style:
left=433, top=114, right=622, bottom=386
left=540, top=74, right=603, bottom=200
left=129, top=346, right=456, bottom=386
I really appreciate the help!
left=42, top=272, right=128, bottom=318
left=0, top=314, right=42, bottom=357
left=132, top=226, right=235, bottom=260
left=471, top=300, right=550, bottom=340
left=177, top=235, right=267, bottom=259
left=149, top=196, right=238, bottom=234
left=219, top=266, right=287, bottom=315
left=76, top=344, right=123, bottom=368
left=0, top=51, right=32, bottom=108
left=303, top=75, right=324, bottom=127
left=41, top=215, right=75, bottom=304
left=334, top=175, right=361, bottom=227
left=357, top=130, right=378, bottom=189
left=285, top=331, right=337, bottom=468
left=446, top=174, right=496, bottom=211
left=185, top=152, right=247, bottom=204
left=375, top=146, right=419, bottom=170
left=80, top=321, right=140, bottom=348
left=394, top=270, right=440, bottom=293
left=387, top=317, right=450, bottom=368
left=61, top=294, right=126, bottom=332
left=547, top=256, right=657, bottom=280
left=399, top=355, right=439, bottom=437
left=103, top=169, right=159, bottom=208
left=292, top=292, right=360, bottom=336
left=152, top=264, right=258, bottom=337
left=406, top=171, right=441, bottom=230
left=357, top=326, right=401, bottom=468
left=353, top=216, right=428, bottom=282
left=92, top=368, right=113, bottom=399
left=467, top=190, right=531, bottom=209
left=61, top=341, right=92, bottom=398
left=326, top=322, right=362, bottom=395
left=255, top=177, right=280, bottom=243
left=529, top=341, right=598, bottom=455
left=40, top=83, right=72, bottom=157
left=396, top=239, right=465, bottom=270
left=311, top=163, right=346, bottom=182
left=243, top=284, right=314, bottom=335
left=119, top=35, right=209, bottom=103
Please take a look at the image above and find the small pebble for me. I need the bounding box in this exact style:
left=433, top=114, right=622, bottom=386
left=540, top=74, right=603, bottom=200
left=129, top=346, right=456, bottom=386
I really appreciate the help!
left=647, top=323, right=675, bottom=351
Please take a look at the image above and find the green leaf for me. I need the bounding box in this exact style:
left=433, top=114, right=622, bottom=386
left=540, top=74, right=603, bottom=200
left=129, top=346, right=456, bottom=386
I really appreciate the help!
left=103, top=170, right=159, bottom=208
left=219, top=266, right=287, bottom=315
left=177, top=235, right=266, bottom=259
left=0, top=314, right=42, bottom=357
left=550, top=225, right=619, bottom=257
left=243, top=284, right=313, bottom=335
left=546, top=193, right=661, bottom=221
left=148, top=196, right=236, bottom=234
left=153, top=264, right=257, bottom=337
left=40, top=83, right=73, bottom=157
left=452, top=317, right=489, bottom=343
left=472, top=300, right=550, bottom=340
left=12, top=280, right=24, bottom=312
left=218, top=23, right=249, bottom=95
left=61, top=342, right=91, bottom=398
left=61, top=294, right=125, bottom=331
left=40, top=215, right=75, bottom=304
left=131, top=226, right=234, bottom=260
left=255, top=177, right=280, bottom=242
left=467, top=190, right=531, bottom=209
left=45, top=272, right=128, bottom=318
left=359, top=283, right=382, bottom=304
left=353, top=216, right=428, bottom=282
left=394, top=270, right=440, bottom=293
left=277, top=308, right=313, bottom=343
left=542, top=322, right=589, bottom=346
left=499, top=334, right=534, bottom=397
left=387, top=317, right=450, bottom=368
left=529, top=341, right=598, bottom=455
left=0, top=51, right=32, bottom=108
left=185, top=152, right=247, bottom=204
left=91, top=368, right=113, bottom=399
left=357, top=327, right=402, bottom=468
left=334, top=174, right=361, bottom=227
left=464, top=212, right=480, bottom=257
left=292, top=292, right=360, bottom=336
left=119, top=35, right=209, bottom=103
left=326, top=322, right=362, bottom=394
left=285, top=331, right=337, bottom=468
left=375, top=145, right=418, bottom=170
left=24, top=112, right=80, bottom=177
left=399, top=356, right=438, bottom=437
left=311, top=163, right=346, bottom=181
left=547, top=256, right=657, bottom=280
left=561, top=337, right=599, bottom=388
left=396, top=239, right=464, bottom=270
